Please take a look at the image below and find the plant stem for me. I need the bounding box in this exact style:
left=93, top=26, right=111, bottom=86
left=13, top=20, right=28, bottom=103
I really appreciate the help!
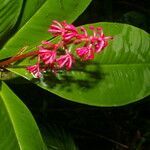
left=0, top=50, right=39, bottom=67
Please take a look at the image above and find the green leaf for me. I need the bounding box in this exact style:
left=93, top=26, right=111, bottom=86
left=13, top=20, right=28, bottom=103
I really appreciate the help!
left=42, top=126, right=78, bottom=150
left=0, top=0, right=22, bottom=39
left=7, top=23, right=150, bottom=106
left=0, top=81, right=47, bottom=150
left=17, top=0, right=46, bottom=28
left=0, top=0, right=91, bottom=60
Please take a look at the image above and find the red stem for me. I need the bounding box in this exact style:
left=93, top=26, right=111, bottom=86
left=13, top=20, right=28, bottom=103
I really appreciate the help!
left=0, top=50, right=39, bottom=67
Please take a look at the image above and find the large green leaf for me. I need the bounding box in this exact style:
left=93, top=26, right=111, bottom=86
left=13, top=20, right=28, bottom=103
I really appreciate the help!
left=17, top=0, right=46, bottom=28
left=7, top=23, right=150, bottom=106
left=0, top=0, right=91, bottom=60
left=0, top=0, right=22, bottom=39
left=0, top=81, right=47, bottom=150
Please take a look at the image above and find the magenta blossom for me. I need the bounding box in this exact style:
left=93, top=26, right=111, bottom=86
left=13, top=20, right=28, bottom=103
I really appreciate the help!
left=76, top=44, right=94, bottom=61
left=63, top=23, right=78, bottom=42
left=56, top=53, right=75, bottom=70
left=48, top=20, right=65, bottom=36
left=62, top=31, right=77, bottom=42
left=76, top=26, right=88, bottom=39
left=26, top=20, right=112, bottom=78
left=39, top=47, right=56, bottom=65
left=49, top=20, right=78, bottom=42
left=26, top=64, right=42, bottom=78
left=89, top=26, right=112, bottom=53
left=94, top=36, right=112, bottom=53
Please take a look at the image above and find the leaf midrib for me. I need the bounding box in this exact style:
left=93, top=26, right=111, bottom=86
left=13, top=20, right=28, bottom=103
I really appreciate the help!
left=99, top=63, right=150, bottom=67
left=14, top=62, right=150, bottom=68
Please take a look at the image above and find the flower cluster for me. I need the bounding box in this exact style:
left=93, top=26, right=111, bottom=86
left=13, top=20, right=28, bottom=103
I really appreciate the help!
left=27, top=20, right=112, bottom=78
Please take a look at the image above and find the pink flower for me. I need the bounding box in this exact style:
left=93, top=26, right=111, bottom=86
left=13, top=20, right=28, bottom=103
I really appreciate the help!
left=62, top=31, right=77, bottom=42
left=39, top=47, right=56, bottom=65
left=76, top=44, right=94, bottom=61
left=26, top=20, right=113, bottom=78
left=63, top=23, right=78, bottom=41
left=48, top=20, right=65, bottom=36
left=77, top=26, right=88, bottom=39
left=48, top=20, right=78, bottom=42
left=56, top=53, right=75, bottom=70
left=26, top=64, right=42, bottom=78
left=89, top=26, right=112, bottom=53
left=93, top=40, right=106, bottom=53
left=94, top=37, right=112, bottom=53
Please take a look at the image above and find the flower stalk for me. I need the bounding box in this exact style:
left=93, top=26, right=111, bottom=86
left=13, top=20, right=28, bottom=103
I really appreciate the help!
left=0, top=50, right=39, bottom=67
left=0, top=20, right=112, bottom=78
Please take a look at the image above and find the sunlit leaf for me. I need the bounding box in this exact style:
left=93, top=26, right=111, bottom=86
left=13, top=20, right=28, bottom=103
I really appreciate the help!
left=0, top=81, right=47, bottom=150
left=0, top=0, right=91, bottom=60
left=7, top=23, right=150, bottom=106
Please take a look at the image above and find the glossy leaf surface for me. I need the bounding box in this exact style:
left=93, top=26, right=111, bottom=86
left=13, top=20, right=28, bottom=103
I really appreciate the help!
left=0, top=0, right=91, bottom=60
left=0, top=0, right=22, bottom=39
left=7, top=23, right=150, bottom=106
left=17, top=0, right=46, bottom=28
left=0, top=81, right=47, bottom=149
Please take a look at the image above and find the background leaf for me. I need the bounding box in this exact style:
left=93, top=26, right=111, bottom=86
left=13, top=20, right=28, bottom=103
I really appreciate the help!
left=0, top=0, right=22, bottom=39
left=42, top=125, right=78, bottom=150
left=0, top=81, right=47, bottom=150
left=0, top=0, right=92, bottom=60
left=17, top=0, right=46, bottom=28
left=7, top=22, right=150, bottom=106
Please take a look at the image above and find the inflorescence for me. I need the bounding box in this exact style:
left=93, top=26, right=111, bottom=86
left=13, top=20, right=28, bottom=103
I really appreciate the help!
left=26, top=20, right=112, bottom=78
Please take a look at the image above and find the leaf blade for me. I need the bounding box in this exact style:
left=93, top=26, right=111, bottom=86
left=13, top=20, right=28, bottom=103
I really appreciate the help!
left=6, top=22, right=150, bottom=106
left=0, top=81, right=47, bottom=150
left=0, top=0, right=92, bottom=60
left=0, top=0, right=23, bottom=39
left=17, top=0, right=46, bottom=28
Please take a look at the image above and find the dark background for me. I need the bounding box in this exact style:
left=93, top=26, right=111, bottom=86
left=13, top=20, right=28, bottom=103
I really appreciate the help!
left=7, top=0, right=150, bottom=149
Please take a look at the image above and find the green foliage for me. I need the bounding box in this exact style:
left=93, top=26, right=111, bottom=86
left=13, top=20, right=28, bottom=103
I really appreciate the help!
left=0, top=0, right=150, bottom=149
left=0, top=0, right=92, bottom=149
left=0, top=0, right=92, bottom=60
left=17, top=0, right=46, bottom=28
left=7, top=22, right=150, bottom=106
left=0, top=0, right=22, bottom=38
left=0, top=81, right=47, bottom=150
